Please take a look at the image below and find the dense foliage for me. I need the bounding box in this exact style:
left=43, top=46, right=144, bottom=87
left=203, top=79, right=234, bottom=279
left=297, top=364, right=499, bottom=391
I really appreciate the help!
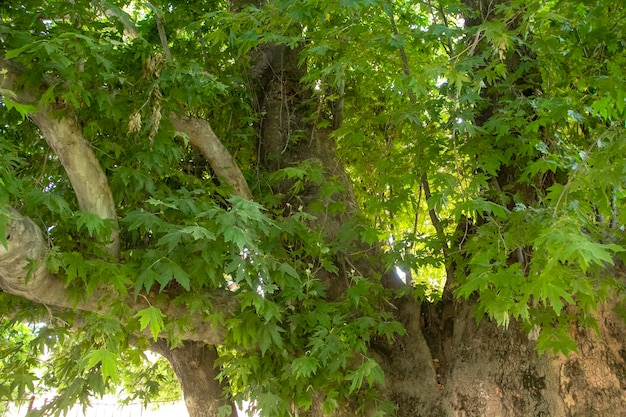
left=1, top=0, right=625, bottom=415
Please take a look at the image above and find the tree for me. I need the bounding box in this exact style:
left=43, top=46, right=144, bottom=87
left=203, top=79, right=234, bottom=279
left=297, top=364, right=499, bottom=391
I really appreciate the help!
left=1, top=0, right=625, bottom=416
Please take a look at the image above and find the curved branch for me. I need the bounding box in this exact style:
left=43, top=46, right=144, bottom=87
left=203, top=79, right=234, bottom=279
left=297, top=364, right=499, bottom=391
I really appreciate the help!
left=31, top=110, right=120, bottom=257
left=0, top=209, right=69, bottom=306
left=1, top=59, right=119, bottom=257
left=0, top=209, right=229, bottom=344
left=0, top=59, right=238, bottom=343
left=99, top=2, right=140, bottom=39
left=170, top=114, right=253, bottom=200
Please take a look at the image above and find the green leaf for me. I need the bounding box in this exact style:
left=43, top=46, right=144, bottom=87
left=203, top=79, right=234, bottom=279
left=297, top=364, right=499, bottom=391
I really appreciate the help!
left=359, top=226, right=380, bottom=245
left=347, top=278, right=373, bottom=308
left=259, top=322, right=284, bottom=354
left=74, top=210, right=113, bottom=240
left=123, top=210, right=164, bottom=232
left=156, top=228, right=186, bottom=253
left=3, top=97, right=37, bottom=119
left=290, top=356, right=319, bottom=379
left=157, top=225, right=216, bottom=253
left=4, top=41, right=40, bottom=59
left=218, top=405, right=234, bottom=417
left=535, top=323, right=579, bottom=355
left=147, top=198, right=179, bottom=210
left=539, top=279, right=574, bottom=315
left=345, top=359, right=385, bottom=394
left=85, top=349, right=120, bottom=383
left=278, top=263, right=299, bottom=279
left=222, top=225, right=248, bottom=250
left=146, top=259, right=191, bottom=291
left=534, top=217, right=624, bottom=273
left=62, top=252, right=89, bottom=286
left=181, top=224, right=216, bottom=241
left=9, top=372, right=37, bottom=396
left=134, top=306, right=166, bottom=341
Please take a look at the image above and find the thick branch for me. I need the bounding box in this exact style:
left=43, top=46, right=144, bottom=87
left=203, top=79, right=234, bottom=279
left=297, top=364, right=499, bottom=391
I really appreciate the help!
left=0, top=59, right=240, bottom=343
left=0, top=209, right=229, bottom=344
left=150, top=340, right=238, bottom=417
left=155, top=14, right=172, bottom=61
left=170, top=114, right=253, bottom=200
left=1, top=59, right=120, bottom=257
left=99, top=2, right=140, bottom=39
left=30, top=110, right=120, bottom=257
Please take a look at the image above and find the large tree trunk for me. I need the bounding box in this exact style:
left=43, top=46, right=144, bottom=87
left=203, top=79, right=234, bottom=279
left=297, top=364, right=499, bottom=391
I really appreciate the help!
left=150, top=340, right=237, bottom=417
left=419, top=296, right=626, bottom=417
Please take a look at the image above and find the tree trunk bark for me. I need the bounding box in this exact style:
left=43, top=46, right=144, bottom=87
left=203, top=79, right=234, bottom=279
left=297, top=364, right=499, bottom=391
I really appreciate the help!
left=150, top=340, right=237, bottom=417
left=414, top=296, right=626, bottom=417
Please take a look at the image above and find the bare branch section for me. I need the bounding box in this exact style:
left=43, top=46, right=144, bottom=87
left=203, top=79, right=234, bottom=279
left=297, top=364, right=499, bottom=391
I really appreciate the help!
left=0, top=209, right=228, bottom=344
left=98, top=1, right=140, bottom=39
left=31, top=111, right=121, bottom=257
left=0, top=209, right=71, bottom=306
left=1, top=59, right=119, bottom=257
left=170, top=114, right=253, bottom=200
left=155, top=14, right=172, bottom=61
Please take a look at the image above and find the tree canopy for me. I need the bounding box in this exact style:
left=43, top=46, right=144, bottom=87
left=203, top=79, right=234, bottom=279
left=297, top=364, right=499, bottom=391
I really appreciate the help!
left=1, top=0, right=625, bottom=416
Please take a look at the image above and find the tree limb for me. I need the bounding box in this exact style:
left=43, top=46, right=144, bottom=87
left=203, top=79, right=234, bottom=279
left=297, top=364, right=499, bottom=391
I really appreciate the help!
left=155, top=14, right=172, bottom=61
left=0, top=209, right=229, bottom=344
left=99, top=1, right=140, bottom=39
left=1, top=59, right=120, bottom=257
left=170, top=114, right=253, bottom=200
left=31, top=110, right=121, bottom=257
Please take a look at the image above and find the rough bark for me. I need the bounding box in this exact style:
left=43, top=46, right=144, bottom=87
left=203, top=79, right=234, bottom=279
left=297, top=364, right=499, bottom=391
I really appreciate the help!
left=241, top=4, right=626, bottom=417
left=2, top=5, right=626, bottom=417
left=248, top=36, right=439, bottom=417
left=375, top=296, right=441, bottom=416
left=150, top=340, right=237, bottom=417
left=416, top=296, right=626, bottom=417
left=406, top=0, right=626, bottom=415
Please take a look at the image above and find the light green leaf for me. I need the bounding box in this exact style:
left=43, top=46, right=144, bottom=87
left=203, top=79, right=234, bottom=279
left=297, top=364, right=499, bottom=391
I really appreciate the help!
left=85, top=349, right=120, bottom=383
left=345, top=358, right=384, bottom=394
left=3, top=98, right=37, bottom=119
left=134, top=306, right=166, bottom=341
